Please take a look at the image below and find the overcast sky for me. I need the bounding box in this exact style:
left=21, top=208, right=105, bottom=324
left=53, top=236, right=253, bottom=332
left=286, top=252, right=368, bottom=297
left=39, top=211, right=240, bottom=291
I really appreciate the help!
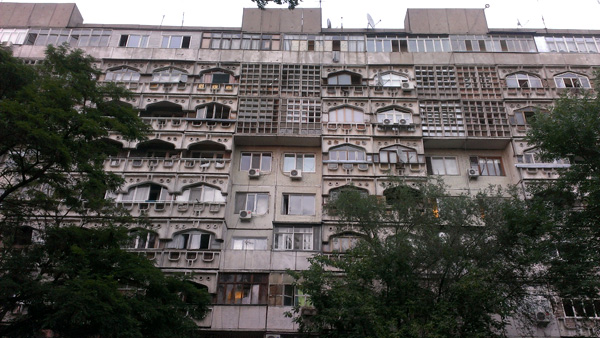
left=4, top=0, right=600, bottom=30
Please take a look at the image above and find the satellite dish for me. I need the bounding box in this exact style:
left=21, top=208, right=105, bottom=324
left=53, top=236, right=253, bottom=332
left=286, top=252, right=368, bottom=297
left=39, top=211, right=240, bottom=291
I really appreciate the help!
left=327, top=18, right=332, bottom=28
left=367, top=13, right=375, bottom=29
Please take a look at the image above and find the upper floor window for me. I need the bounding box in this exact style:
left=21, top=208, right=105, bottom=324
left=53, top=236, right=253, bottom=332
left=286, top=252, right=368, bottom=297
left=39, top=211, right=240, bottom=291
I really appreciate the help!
left=0, top=28, right=28, bottom=44
left=176, top=185, right=225, bottom=203
left=554, top=72, right=591, bottom=88
left=202, top=71, right=234, bottom=84
left=329, top=235, right=360, bottom=253
left=328, top=107, right=365, bottom=123
left=329, top=186, right=369, bottom=201
left=283, top=153, right=315, bottom=172
left=235, top=192, right=269, bottom=215
left=426, top=156, right=459, bottom=175
left=506, top=73, right=543, bottom=88
left=120, top=183, right=171, bottom=202
left=24, top=28, right=111, bottom=47
left=161, top=35, right=191, bottom=49
left=151, top=68, right=188, bottom=83
left=167, top=230, right=211, bottom=250
left=105, top=67, right=140, bottom=82
left=282, top=194, right=315, bottom=216
left=273, top=225, right=320, bottom=251
left=217, top=273, right=268, bottom=305
left=128, top=230, right=158, bottom=249
left=510, top=109, right=537, bottom=128
left=375, top=145, right=421, bottom=164
left=196, top=103, right=231, bottom=120
left=470, top=156, right=504, bottom=176
left=377, top=73, right=409, bottom=87
left=118, top=34, right=149, bottom=48
left=376, top=108, right=413, bottom=125
left=240, top=152, right=272, bottom=171
left=232, top=237, right=268, bottom=250
left=517, top=149, right=569, bottom=165
left=538, top=36, right=600, bottom=54
left=327, top=72, right=363, bottom=86
left=328, top=145, right=366, bottom=162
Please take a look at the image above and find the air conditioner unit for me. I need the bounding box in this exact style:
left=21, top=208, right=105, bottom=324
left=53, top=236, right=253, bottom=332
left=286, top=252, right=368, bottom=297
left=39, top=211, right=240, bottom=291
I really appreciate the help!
left=300, top=306, right=317, bottom=316
left=383, top=118, right=392, bottom=125
left=535, top=310, right=551, bottom=326
left=290, top=169, right=302, bottom=179
left=265, top=334, right=281, bottom=338
left=399, top=119, right=408, bottom=125
left=468, top=168, right=479, bottom=178
left=239, top=210, right=252, bottom=220
left=402, top=82, right=415, bottom=91
left=248, top=168, right=260, bottom=178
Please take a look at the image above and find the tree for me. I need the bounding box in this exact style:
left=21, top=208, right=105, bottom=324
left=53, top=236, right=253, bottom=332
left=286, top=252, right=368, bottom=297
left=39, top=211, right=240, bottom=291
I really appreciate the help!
left=252, top=0, right=301, bottom=9
left=526, top=84, right=600, bottom=297
left=289, top=182, right=547, bottom=338
left=0, top=46, right=210, bottom=337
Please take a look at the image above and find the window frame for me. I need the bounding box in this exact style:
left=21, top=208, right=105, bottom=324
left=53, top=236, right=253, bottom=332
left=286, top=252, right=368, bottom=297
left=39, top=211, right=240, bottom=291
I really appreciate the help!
left=232, top=237, right=268, bottom=250
left=240, top=152, right=272, bottom=171
left=273, top=225, right=320, bottom=251
left=328, top=106, right=365, bottom=124
left=176, top=184, right=225, bottom=203
left=216, top=273, right=269, bottom=305
left=120, top=183, right=171, bottom=202
left=470, top=156, right=505, bottom=176
left=376, top=108, right=413, bottom=124
left=505, top=73, right=543, bottom=88
left=554, top=72, right=591, bottom=88
left=328, top=145, right=367, bottom=163
left=234, top=192, right=269, bottom=215
left=151, top=68, right=188, bottom=83
left=426, top=156, right=460, bottom=175
left=118, top=34, right=149, bottom=48
left=105, top=67, right=141, bottom=82
left=283, top=153, right=316, bottom=172
left=167, top=230, right=211, bottom=250
left=161, top=35, right=191, bottom=49
left=129, top=231, right=158, bottom=249
left=282, top=194, right=316, bottom=216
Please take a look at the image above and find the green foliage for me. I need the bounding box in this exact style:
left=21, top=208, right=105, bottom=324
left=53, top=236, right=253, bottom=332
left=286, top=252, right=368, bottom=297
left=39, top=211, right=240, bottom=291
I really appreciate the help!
left=252, top=0, right=301, bottom=9
left=0, top=47, right=209, bottom=336
left=290, top=182, right=546, bottom=338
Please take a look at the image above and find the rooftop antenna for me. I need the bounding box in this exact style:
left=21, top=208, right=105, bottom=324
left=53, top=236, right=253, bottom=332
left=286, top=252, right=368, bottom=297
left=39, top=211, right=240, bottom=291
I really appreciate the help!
left=160, top=14, right=165, bottom=27
left=340, top=17, right=343, bottom=29
left=327, top=18, right=332, bottom=28
left=367, top=13, right=381, bottom=29
left=181, top=12, right=185, bottom=27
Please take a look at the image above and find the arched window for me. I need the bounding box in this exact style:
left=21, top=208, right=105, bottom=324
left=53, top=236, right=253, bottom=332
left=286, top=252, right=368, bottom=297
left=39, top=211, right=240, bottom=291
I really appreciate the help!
left=376, top=108, right=413, bottom=125
left=329, top=235, right=360, bottom=253
left=167, top=230, right=212, bottom=250
left=327, top=71, right=362, bottom=85
left=375, top=145, right=421, bottom=164
left=328, top=145, right=366, bottom=162
left=506, top=73, right=543, bottom=88
left=152, top=68, right=188, bottom=83
left=329, top=186, right=369, bottom=201
left=120, top=183, right=171, bottom=202
left=177, top=185, right=225, bottom=203
left=128, top=230, right=158, bottom=249
left=196, top=103, right=231, bottom=120
left=105, top=67, right=140, bottom=82
left=377, top=73, right=409, bottom=87
left=554, top=72, right=591, bottom=88
left=328, top=107, right=365, bottom=123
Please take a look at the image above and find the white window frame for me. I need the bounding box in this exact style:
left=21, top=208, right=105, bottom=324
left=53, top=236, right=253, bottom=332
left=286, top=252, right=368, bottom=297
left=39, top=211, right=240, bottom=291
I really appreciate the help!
left=120, top=184, right=171, bottom=202
left=283, top=153, right=316, bottom=172
left=378, top=73, right=409, bottom=87
left=105, top=67, right=141, bottom=82
left=376, top=109, right=413, bottom=124
left=240, top=152, right=272, bottom=171
left=506, top=73, right=543, bottom=88
left=118, top=34, right=149, bottom=48
left=554, top=72, right=591, bottom=88
left=329, top=236, right=359, bottom=253
left=282, top=194, right=316, bottom=216
left=328, top=107, right=365, bottom=123
left=196, top=103, right=231, bottom=120
left=151, top=68, right=188, bottom=83
left=167, top=230, right=211, bottom=250
left=129, top=231, right=158, bottom=249
left=377, top=145, right=421, bottom=164
left=427, top=156, right=459, bottom=175
left=235, top=192, right=269, bottom=215
left=273, top=226, right=319, bottom=251
left=470, top=156, right=504, bottom=176
left=161, top=35, right=191, bottom=49
left=232, top=237, right=268, bottom=250
left=328, top=145, right=366, bottom=162
left=177, top=185, right=225, bottom=203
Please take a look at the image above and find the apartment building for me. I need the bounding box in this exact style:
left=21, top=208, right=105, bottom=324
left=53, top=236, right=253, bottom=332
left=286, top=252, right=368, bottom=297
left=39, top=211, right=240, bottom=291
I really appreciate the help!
left=1, top=3, right=599, bottom=337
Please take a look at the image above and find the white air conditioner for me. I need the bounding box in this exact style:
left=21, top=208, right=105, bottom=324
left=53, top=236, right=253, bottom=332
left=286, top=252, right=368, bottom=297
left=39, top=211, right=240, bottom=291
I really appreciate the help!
left=402, top=82, right=415, bottom=91
left=399, top=119, right=408, bottom=125
left=239, top=210, right=252, bottom=220
left=248, top=168, right=260, bottom=178
left=468, top=168, right=479, bottom=178
left=535, top=310, right=550, bottom=326
left=265, top=334, right=281, bottom=338
left=290, top=169, right=302, bottom=179
left=383, top=118, right=392, bottom=125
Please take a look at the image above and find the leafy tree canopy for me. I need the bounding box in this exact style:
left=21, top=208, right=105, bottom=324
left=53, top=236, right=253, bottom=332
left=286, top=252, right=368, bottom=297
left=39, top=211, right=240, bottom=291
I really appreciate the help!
left=253, top=0, right=301, bottom=9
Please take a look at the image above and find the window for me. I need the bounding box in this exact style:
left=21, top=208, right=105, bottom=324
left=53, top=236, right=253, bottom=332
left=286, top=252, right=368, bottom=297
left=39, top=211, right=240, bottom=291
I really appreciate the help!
left=217, top=273, right=268, bottom=305
left=274, top=225, right=320, bottom=251
left=511, top=110, right=536, bottom=126
left=327, top=72, right=362, bottom=85
left=24, top=28, right=112, bottom=47
left=202, top=72, right=233, bottom=84
left=505, top=73, right=543, bottom=88
left=270, top=285, right=311, bottom=306
left=283, top=154, right=315, bottom=172
left=328, top=107, right=365, bottom=123
left=328, top=145, right=366, bottom=162
left=232, top=238, right=268, bottom=250
left=554, top=72, right=591, bottom=88
left=151, top=68, right=188, bottom=83
left=120, top=184, right=171, bottom=202
left=329, top=235, right=360, bottom=253
left=161, top=35, right=191, bottom=49
left=105, top=67, right=141, bottom=82
left=167, top=230, right=211, bottom=250
left=128, top=230, right=158, bottom=249
left=376, top=73, right=409, bottom=87
left=118, top=34, right=149, bottom=48
left=426, top=156, right=459, bottom=175
left=375, top=145, right=422, bottom=164
left=234, top=193, right=269, bottom=215
left=470, top=156, right=504, bottom=176
left=196, top=103, right=231, bottom=120
left=329, top=187, right=369, bottom=201
left=0, top=28, right=28, bottom=44
left=176, top=185, right=225, bottom=203
left=282, top=194, right=315, bottom=216
left=562, top=298, right=600, bottom=318
left=377, top=108, right=413, bottom=125
left=516, top=149, right=569, bottom=165
left=240, top=152, right=272, bottom=171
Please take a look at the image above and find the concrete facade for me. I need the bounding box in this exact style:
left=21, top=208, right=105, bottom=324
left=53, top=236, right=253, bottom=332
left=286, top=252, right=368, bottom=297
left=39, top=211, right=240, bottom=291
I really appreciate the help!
left=2, top=3, right=600, bottom=337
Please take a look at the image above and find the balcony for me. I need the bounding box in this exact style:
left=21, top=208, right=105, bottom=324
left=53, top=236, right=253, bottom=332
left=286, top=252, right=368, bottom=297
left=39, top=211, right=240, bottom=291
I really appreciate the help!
left=105, top=157, right=231, bottom=174
left=324, top=122, right=369, bottom=136
left=117, top=201, right=226, bottom=218
left=322, top=85, right=367, bottom=98
left=131, top=249, right=221, bottom=270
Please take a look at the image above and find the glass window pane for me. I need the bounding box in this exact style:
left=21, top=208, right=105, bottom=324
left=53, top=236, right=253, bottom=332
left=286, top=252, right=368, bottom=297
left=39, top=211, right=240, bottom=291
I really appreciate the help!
left=431, top=157, right=445, bottom=174
left=256, top=194, right=268, bottom=214
left=284, top=154, right=295, bottom=172
left=446, top=158, right=459, bottom=175
left=261, top=154, right=271, bottom=171
left=304, top=155, right=315, bottom=172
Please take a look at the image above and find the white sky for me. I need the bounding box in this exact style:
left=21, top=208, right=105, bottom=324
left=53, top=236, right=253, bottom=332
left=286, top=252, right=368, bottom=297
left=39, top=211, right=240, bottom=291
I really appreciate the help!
left=3, top=0, right=600, bottom=30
